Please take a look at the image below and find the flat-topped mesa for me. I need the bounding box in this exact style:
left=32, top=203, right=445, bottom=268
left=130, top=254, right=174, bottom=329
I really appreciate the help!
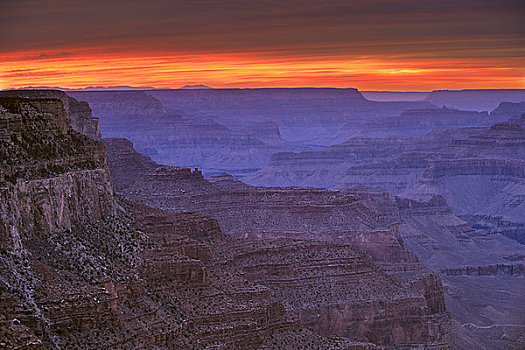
left=0, top=89, right=101, bottom=140
left=0, top=97, right=114, bottom=251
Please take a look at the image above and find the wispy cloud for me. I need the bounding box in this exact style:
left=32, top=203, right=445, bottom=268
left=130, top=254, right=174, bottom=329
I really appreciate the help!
left=0, top=0, right=523, bottom=90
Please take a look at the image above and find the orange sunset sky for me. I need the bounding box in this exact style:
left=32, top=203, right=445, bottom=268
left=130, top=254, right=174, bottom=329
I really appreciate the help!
left=1, top=0, right=524, bottom=91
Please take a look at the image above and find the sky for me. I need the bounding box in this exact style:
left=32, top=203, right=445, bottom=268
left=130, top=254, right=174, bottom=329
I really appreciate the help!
left=1, top=0, right=524, bottom=91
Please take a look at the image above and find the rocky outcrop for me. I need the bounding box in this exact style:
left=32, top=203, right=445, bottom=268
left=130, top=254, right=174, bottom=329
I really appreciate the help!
left=396, top=194, right=525, bottom=350
left=0, top=90, right=101, bottom=140
left=125, top=203, right=379, bottom=350
left=217, top=239, right=448, bottom=347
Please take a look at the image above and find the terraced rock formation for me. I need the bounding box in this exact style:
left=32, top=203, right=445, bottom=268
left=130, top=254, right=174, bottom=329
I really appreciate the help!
left=69, top=90, right=311, bottom=177
left=1, top=95, right=366, bottom=349
left=246, top=127, right=485, bottom=188
left=352, top=188, right=525, bottom=350
left=104, top=137, right=451, bottom=349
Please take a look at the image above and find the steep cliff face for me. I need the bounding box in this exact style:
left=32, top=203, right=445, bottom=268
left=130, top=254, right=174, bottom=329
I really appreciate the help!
left=0, top=97, right=113, bottom=252
left=0, top=90, right=101, bottom=140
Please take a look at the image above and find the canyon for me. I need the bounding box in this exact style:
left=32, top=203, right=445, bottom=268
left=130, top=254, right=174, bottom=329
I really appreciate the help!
left=1, top=88, right=524, bottom=349
left=68, top=90, right=322, bottom=177
left=103, top=137, right=524, bottom=349
left=0, top=92, right=451, bottom=349
left=104, top=137, right=451, bottom=349
left=3, top=94, right=378, bottom=349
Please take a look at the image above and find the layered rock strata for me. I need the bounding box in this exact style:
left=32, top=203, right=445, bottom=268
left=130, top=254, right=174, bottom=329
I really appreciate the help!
left=69, top=90, right=304, bottom=177
left=104, top=137, right=451, bottom=349
left=246, top=127, right=485, bottom=188
left=1, top=96, right=366, bottom=349
left=0, top=90, right=101, bottom=140
left=0, top=97, right=112, bottom=251
left=394, top=194, right=525, bottom=350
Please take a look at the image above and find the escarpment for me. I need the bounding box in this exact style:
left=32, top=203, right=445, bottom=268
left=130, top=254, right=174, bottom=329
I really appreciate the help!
left=68, top=90, right=301, bottom=177
left=0, top=97, right=113, bottom=251
left=104, top=137, right=451, bottom=349
left=2, top=95, right=370, bottom=349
